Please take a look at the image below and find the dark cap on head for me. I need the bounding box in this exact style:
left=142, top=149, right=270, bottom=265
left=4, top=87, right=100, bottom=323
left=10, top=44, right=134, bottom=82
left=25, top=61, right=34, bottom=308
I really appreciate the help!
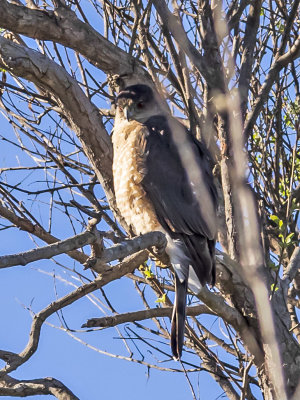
left=116, top=84, right=154, bottom=103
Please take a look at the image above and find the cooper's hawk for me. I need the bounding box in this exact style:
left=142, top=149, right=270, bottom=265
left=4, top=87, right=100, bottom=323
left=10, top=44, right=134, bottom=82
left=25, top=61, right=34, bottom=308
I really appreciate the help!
left=112, top=84, right=217, bottom=360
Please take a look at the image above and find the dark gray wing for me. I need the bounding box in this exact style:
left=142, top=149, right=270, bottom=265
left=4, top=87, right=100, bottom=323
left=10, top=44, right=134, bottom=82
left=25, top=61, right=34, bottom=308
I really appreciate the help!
left=142, top=115, right=217, bottom=243
left=141, top=115, right=217, bottom=289
left=142, top=115, right=217, bottom=360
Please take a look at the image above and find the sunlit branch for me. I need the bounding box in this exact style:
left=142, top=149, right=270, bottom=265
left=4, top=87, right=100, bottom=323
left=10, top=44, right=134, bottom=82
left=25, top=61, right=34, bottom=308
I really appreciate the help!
left=0, top=374, right=79, bottom=400
left=82, top=304, right=215, bottom=328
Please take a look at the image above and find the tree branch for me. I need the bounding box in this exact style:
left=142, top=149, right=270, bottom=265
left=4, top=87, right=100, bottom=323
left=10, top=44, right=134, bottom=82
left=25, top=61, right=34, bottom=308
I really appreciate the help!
left=0, top=230, right=98, bottom=269
left=281, top=247, right=300, bottom=297
left=0, top=374, right=79, bottom=400
left=0, top=224, right=166, bottom=271
left=0, top=250, right=148, bottom=376
left=0, top=0, right=147, bottom=79
left=0, top=36, right=117, bottom=213
left=0, top=201, right=88, bottom=264
left=244, top=33, right=300, bottom=138
left=83, top=304, right=215, bottom=328
left=152, top=0, right=225, bottom=90
left=84, top=231, right=166, bottom=272
left=238, top=0, right=262, bottom=120
left=244, top=0, right=300, bottom=137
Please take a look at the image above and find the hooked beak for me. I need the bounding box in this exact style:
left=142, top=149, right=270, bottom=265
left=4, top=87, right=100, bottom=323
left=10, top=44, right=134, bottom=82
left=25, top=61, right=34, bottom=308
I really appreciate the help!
left=124, top=106, right=133, bottom=121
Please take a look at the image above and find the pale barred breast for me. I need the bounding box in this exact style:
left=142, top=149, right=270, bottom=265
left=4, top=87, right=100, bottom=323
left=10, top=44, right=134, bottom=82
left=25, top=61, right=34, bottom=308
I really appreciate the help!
left=112, top=120, right=162, bottom=235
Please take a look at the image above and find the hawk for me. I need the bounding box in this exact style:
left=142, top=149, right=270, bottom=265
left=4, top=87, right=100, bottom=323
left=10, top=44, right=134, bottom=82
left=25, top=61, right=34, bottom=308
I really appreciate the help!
left=112, top=84, right=217, bottom=360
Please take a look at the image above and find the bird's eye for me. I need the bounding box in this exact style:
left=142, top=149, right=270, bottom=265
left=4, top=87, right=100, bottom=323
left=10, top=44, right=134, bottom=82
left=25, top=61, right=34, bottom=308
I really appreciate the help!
left=137, top=102, right=144, bottom=109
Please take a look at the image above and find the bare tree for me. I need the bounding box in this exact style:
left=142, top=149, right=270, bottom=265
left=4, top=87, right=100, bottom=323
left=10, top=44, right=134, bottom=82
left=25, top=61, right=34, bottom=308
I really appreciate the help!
left=0, top=1, right=299, bottom=399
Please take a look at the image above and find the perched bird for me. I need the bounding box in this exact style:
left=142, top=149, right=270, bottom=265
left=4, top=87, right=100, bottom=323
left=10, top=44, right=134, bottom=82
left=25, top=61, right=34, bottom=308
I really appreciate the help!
left=112, top=84, right=217, bottom=360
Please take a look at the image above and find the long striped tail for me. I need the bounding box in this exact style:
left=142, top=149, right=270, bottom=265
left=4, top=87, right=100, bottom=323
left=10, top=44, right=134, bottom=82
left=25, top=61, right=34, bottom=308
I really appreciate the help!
left=171, top=274, right=188, bottom=360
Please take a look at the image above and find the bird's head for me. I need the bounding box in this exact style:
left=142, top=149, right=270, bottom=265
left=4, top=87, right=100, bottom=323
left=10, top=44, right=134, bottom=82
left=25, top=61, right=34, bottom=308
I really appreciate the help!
left=116, top=84, right=160, bottom=123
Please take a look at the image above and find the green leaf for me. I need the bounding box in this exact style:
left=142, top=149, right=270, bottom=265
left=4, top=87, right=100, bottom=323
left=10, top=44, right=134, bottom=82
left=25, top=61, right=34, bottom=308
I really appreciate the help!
left=270, top=215, right=285, bottom=231
left=155, top=293, right=166, bottom=304
left=270, top=215, right=279, bottom=223
left=285, top=233, right=294, bottom=244
left=144, top=266, right=154, bottom=279
left=139, top=262, right=154, bottom=279
left=268, top=261, right=279, bottom=270
left=276, top=22, right=284, bottom=33
left=291, top=198, right=300, bottom=212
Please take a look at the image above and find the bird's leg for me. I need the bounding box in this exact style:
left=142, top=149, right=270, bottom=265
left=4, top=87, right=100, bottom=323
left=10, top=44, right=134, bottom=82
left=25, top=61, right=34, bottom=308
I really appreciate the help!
left=149, top=250, right=170, bottom=269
